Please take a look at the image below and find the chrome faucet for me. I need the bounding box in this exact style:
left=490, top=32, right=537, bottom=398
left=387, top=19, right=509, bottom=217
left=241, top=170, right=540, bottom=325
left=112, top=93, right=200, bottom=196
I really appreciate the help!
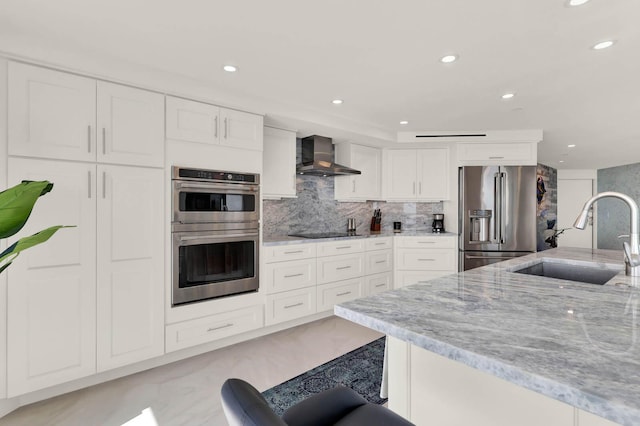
left=574, top=191, right=640, bottom=276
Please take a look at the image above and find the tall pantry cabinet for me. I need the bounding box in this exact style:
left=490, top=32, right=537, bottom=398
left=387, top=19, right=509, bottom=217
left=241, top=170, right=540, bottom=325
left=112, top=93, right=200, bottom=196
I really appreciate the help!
left=5, top=62, right=165, bottom=396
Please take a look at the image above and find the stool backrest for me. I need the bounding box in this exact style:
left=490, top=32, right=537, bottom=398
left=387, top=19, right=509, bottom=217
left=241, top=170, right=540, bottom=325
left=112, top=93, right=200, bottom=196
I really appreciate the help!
left=221, top=378, right=287, bottom=426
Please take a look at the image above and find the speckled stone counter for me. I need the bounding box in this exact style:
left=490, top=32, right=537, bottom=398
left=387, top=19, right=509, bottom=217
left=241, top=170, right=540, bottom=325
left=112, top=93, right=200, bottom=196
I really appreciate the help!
left=263, top=230, right=457, bottom=246
left=335, top=247, right=640, bottom=425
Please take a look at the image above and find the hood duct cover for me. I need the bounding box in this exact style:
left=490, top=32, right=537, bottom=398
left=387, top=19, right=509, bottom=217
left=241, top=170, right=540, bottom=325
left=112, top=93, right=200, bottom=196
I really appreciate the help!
left=296, top=135, right=361, bottom=176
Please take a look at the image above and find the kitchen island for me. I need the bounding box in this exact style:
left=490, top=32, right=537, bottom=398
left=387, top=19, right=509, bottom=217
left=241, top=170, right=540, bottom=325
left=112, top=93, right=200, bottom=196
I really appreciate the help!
left=335, top=247, right=639, bottom=426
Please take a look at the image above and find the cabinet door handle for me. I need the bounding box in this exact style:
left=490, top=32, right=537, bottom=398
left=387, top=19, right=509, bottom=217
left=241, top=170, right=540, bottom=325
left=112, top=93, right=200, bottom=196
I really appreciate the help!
left=102, top=171, right=106, bottom=198
left=284, top=250, right=303, bottom=254
left=337, top=265, right=352, bottom=270
left=87, top=125, right=92, bottom=153
left=102, top=128, right=106, bottom=155
left=87, top=171, right=92, bottom=198
left=337, top=291, right=352, bottom=297
left=418, top=258, right=435, bottom=261
left=489, top=156, right=504, bottom=159
left=214, top=116, right=218, bottom=138
left=284, top=273, right=304, bottom=278
left=352, top=180, right=356, bottom=193
left=336, top=246, right=351, bottom=249
left=224, top=117, right=228, bottom=138
left=374, top=242, right=386, bottom=246
left=375, top=283, right=386, bottom=288
left=207, top=323, right=233, bottom=332
left=418, top=241, right=435, bottom=244
left=284, top=302, right=304, bottom=309
left=375, top=260, right=386, bottom=264
left=418, top=181, right=422, bottom=195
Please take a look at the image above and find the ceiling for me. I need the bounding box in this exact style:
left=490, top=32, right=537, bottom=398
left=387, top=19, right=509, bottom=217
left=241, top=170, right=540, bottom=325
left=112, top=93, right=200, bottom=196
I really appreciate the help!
left=1, top=0, right=639, bottom=170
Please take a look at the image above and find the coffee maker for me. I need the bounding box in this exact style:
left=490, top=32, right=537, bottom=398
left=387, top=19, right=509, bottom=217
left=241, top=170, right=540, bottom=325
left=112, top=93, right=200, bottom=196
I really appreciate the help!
left=432, top=213, right=445, bottom=233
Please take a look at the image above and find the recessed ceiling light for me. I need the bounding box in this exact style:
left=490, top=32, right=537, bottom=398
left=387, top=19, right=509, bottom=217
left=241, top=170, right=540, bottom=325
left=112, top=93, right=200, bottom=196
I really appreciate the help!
left=502, top=93, right=515, bottom=99
left=592, top=40, right=615, bottom=50
left=559, top=160, right=565, bottom=163
left=440, top=55, right=458, bottom=63
left=223, top=65, right=237, bottom=72
left=400, top=121, right=409, bottom=125
left=332, top=99, right=343, bottom=105
left=566, top=0, right=590, bottom=6
left=568, top=144, right=576, bottom=148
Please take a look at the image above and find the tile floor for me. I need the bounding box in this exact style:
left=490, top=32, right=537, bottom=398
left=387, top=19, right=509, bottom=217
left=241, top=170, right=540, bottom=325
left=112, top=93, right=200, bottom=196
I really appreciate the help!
left=0, top=316, right=382, bottom=426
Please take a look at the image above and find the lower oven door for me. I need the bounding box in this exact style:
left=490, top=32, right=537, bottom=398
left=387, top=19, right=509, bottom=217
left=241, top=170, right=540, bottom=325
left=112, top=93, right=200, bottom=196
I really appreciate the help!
left=173, top=229, right=259, bottom=306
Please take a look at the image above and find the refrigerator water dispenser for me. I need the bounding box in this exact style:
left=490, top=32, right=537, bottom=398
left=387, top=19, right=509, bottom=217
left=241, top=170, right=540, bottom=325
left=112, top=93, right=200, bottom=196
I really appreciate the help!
left=469, top=210, right=492, bottom=242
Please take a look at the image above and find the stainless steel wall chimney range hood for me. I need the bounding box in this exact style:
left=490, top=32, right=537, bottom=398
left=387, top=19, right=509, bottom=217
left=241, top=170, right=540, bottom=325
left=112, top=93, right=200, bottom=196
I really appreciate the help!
left=296, top=135, right=361, bottom=176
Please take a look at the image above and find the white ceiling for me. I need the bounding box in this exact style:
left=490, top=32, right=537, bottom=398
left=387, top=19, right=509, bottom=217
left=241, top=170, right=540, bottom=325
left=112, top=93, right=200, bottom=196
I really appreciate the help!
left=1, top=0, right=639, bottom=170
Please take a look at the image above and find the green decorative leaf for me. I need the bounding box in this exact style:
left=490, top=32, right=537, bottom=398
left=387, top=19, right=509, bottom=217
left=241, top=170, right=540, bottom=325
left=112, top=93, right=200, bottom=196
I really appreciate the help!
left=0, top=181, right=54, bottom=239
left=0, top=225, right=72, bottom=269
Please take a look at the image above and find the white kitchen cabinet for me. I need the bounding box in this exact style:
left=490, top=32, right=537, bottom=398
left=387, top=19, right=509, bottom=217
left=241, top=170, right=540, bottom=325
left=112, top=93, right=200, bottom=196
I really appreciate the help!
left=9, top=62, right=164, bottom=167
left=365, top=250, right=393, bottom=275
left=316, top=253, right=365, bottom=284
left=165, top=96, right=263, bottom=151
left=394, top=235, right=456, bottom=289
left=6, top=158, right=165, bottom=394
left=316, top=239, right=365, bottom=257
left=266, top=287, right=317, bottom=326
left=316, top=278, right=364, bottom=312
left=334, top=143, right=382, bottom=201
left=385, top=148, right=450, bottom=201
left=263, top=257, right=317, bottom=294
left=365, top=272, right=393, bottom=295
left=7, top=158, right=97, bottom=397
left=8, top=62, right=96, bottom=162
left=457, top=142, right=537, bottom=166
left=262, top=126, right=297, bottom=199
left=96, top=165, right=164, bottom=372
left=96, top=81, right=164, bottom=168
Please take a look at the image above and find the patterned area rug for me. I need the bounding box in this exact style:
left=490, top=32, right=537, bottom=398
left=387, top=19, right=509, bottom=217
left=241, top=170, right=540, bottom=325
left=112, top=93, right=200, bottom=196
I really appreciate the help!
left=262, top=337, right=387, bottom=416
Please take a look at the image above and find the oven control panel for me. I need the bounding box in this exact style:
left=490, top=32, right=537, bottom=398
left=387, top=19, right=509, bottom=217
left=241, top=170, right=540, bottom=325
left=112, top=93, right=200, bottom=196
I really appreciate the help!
left=173, top=166, right=259, bottom=184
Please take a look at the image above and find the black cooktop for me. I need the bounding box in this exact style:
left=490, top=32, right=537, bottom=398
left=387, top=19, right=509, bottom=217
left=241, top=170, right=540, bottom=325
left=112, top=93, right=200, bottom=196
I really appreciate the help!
left=288, top=232, right=359, bottom=239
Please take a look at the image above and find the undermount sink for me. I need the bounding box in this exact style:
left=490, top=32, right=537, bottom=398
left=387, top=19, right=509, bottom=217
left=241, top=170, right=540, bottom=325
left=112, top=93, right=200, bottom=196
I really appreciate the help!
left=511, top=260, right=622, bottom=285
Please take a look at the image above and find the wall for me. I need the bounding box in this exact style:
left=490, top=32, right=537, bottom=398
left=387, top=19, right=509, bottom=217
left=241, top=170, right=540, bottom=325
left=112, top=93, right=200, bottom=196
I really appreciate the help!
left=597, top=162, right=640, bottom=250
left=263, top=175, right=443, bottom=237
left=536, top=163, right=558, bottom=251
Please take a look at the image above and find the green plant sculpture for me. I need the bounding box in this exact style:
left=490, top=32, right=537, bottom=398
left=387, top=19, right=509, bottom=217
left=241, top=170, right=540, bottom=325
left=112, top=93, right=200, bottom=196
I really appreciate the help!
left=0, top=180, right=72, bottom=274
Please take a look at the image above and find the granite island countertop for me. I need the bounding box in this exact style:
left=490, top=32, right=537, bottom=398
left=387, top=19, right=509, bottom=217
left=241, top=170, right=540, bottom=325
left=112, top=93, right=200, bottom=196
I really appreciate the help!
left=335, top=247, right=640, bottom=425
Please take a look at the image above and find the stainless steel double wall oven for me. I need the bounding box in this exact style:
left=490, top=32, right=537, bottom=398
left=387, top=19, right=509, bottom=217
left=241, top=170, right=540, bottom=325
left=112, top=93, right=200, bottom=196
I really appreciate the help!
left=172, top=166, right=260, bottom=305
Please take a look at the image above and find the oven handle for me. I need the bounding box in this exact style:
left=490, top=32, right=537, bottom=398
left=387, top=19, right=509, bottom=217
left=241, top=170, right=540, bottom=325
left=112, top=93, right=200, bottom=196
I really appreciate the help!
left=179, top=233, right=258, bottom=241
left=175, top=182, right=258, bottom=192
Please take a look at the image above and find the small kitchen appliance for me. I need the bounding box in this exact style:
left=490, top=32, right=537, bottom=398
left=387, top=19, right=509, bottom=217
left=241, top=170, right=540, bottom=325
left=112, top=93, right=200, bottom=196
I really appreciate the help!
left=432, top=214, right=445, bottom=233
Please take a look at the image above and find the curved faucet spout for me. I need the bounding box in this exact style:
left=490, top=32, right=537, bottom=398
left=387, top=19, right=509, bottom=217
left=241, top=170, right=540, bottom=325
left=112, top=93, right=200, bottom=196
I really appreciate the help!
left=573, top=191, right=640, bottom=277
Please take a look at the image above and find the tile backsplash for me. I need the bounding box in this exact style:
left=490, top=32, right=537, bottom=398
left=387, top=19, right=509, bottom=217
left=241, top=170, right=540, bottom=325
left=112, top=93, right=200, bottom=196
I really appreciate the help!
left=263, top=175, right=443, bottom=237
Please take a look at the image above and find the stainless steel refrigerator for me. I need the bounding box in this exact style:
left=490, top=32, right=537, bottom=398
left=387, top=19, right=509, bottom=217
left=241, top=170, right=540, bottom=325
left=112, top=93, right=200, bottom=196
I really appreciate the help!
left=459, top=166, right=537, bottom=271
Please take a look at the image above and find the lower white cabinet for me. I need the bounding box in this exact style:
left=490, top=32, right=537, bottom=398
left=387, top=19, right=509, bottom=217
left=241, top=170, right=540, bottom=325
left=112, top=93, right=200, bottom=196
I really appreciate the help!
left=394, top=235, right=456, bottom=289
left=6, top=157, right=164, bottom=395
left=316, top=253, right=365, bottom=284
left=317, top=278, right=364, bottom=312
left=266, top=288, right=317, bottom=326
left=166, top=305, right=263, bottom=353
left=365, top=272, right=393, bottom=295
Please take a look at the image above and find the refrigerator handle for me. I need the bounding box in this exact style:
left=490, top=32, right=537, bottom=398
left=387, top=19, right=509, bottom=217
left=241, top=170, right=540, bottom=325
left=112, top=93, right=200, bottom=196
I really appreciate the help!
left=493, top=172, right=501, bottom=243
left=500, top=172, right=506, bottom=244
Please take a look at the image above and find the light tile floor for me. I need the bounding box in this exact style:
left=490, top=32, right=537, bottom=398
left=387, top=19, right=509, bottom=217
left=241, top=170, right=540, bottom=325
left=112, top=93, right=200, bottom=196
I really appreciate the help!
left=0, top=316, right=382, bottom=426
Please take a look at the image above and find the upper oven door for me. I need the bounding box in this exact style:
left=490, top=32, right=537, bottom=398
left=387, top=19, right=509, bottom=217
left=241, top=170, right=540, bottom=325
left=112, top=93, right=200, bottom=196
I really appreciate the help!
left=173, top=180, right=259, bottom=224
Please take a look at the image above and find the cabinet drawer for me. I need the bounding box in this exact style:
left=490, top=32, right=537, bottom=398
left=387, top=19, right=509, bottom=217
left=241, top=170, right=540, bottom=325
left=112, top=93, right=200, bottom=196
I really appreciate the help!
left=396, top=248, right=455, bottom=270
left=316, top=239, right=364, bottom=257
left=365, top=237, right=393, bottom=251
left=165, top=305, right=263, bottom=353
left=263, top=258, right=316, bottom=294
left=317, top=278, right=364, bottom=312
left=365, top=272, right=393, bottom=295
left=395, top=271, right=453, bottom=289
left=317, top=253, right=365, bottom=284
left=395, top=236, right=455, bottom=249
left=263, top=243, right=316, bottom=263
left=265, top=287, right=317, bottom=326
left=365, top=249, right=392, bottom=275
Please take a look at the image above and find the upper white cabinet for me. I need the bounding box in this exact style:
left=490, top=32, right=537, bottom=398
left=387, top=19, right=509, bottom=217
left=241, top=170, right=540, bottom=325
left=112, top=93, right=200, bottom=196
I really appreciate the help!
left=385, top=148, right=450, bottom=201
left=166, top=96, right=263, bottom=151
left=334, top=143, right=382, bottom=201
left=8, top=62, right=96, bottom=162
left=457, top=142, right=537, bottom=166
left=96, top=81, right=164, bottom=167
left=262, top=126, right=297, bottom=199
left=8, top=62, right=164, bottom=167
